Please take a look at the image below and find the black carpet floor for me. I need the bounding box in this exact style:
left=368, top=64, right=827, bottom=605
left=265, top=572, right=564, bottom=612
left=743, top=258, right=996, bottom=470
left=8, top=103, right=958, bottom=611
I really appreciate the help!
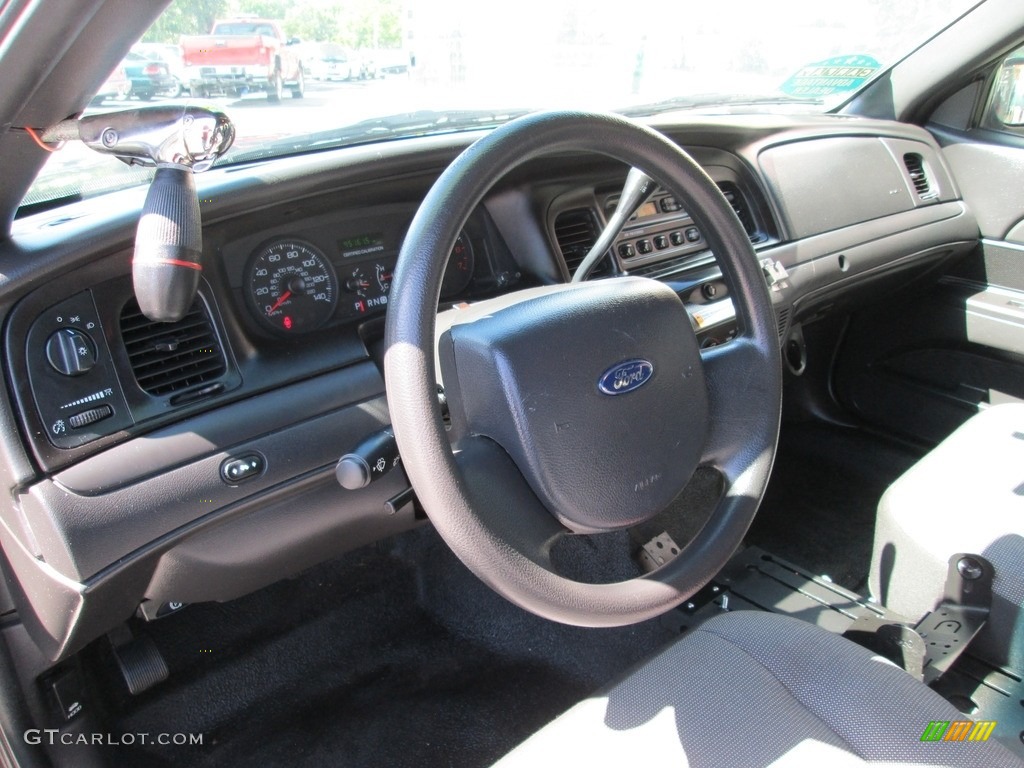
left=84, top=422, right=914, bottom=766
left=745, top=421, right=922, bottom=591
left=86, top=528, right=676, bottom=768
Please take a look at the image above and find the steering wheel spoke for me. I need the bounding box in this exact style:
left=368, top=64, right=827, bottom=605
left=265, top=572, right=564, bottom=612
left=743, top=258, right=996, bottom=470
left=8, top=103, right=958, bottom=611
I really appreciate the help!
left=451, top=435, right=566, bottom=570
left=698, top=337, right=781, bottom=487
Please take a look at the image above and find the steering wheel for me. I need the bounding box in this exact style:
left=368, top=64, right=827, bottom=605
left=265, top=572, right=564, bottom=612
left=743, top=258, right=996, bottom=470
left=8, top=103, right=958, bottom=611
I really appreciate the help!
left=384, top=111, right=781, bottom=627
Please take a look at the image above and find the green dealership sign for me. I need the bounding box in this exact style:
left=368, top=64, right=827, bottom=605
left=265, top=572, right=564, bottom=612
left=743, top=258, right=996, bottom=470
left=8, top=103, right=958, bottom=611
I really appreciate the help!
left=781, top=54, right=881, bottom=97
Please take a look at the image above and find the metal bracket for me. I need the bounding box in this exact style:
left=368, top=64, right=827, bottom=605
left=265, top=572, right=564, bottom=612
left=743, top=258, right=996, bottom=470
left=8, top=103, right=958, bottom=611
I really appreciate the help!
left=842, top=553, right=992, bottom=684
left=842, top=617, right=928, bottom=680
left=760, top=257, right=789, bottom=288
left=916, top=553, right=994, bottom=684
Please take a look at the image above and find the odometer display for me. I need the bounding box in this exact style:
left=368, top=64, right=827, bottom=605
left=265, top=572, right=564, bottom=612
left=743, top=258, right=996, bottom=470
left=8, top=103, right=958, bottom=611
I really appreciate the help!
left=246, top=240, right=337, bottom=333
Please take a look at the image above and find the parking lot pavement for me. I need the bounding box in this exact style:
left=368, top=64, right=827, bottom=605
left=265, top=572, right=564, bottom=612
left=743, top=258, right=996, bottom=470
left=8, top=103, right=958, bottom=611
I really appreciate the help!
left=195, top=79, right=407, bottom=144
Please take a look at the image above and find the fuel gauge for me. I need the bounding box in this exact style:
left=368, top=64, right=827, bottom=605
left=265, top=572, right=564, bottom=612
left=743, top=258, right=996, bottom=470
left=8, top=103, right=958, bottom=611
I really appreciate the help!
left=346, top=267, right=370, bottom=296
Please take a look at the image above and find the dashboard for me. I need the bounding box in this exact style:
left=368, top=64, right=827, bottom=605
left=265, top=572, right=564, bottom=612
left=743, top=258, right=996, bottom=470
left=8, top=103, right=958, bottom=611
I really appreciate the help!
left=6, top=202, right=523, bottom=471
left=0, top=113, right=981, bottom=661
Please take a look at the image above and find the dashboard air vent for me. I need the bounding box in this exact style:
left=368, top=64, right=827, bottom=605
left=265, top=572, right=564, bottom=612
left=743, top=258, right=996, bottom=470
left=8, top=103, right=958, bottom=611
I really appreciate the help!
left=718, top=182, right=762, bottom=243
left=120, top=297, right=227, bottom=397
left=553, top=208, right=610, bottom=278
left=903, top=153, right=937, bottom=200
left=776, top=307, right=791, bottom=340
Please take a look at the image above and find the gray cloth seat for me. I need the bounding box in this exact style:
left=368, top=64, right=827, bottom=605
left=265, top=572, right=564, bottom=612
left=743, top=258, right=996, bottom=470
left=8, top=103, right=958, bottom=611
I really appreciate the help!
left=869, top=403, right=1024, bottom=669
left=494, top=611, right=1022, bottom=766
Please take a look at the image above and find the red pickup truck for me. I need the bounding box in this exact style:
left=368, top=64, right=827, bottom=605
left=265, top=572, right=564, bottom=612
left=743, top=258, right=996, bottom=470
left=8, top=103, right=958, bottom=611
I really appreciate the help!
left=181, top=18, right=304, bottom=101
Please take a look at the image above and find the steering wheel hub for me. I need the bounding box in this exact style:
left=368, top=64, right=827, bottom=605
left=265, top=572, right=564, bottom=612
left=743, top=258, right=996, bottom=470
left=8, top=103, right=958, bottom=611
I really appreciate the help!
left=440, top=278, right=708, bottom=533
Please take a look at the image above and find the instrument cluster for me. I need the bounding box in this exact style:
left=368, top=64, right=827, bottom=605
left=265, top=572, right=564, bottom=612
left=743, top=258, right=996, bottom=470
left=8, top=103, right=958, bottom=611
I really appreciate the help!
left=237, top=211, right=486, bottom=337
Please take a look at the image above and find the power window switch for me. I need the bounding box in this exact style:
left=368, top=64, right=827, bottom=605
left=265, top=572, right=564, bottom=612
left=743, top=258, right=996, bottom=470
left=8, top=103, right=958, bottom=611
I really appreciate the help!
left=221, top=453, right=265, bottom=484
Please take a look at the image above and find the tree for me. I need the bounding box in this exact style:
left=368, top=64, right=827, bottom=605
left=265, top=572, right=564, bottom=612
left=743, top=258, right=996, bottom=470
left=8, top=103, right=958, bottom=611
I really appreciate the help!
left=282, top=0, right=401, bottom=47
left=139, top=0, right=402, bottom=48
left=347, top=0, right=402, bottom=50
left=237, top=0, right=295, bottom=19
left=141, top=0, right=229, bottom=42
left=284, top=3, right=342, bottom=43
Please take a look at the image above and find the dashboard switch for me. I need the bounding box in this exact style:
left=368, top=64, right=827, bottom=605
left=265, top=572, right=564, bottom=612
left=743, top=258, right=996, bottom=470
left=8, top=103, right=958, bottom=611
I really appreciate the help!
left=46, top=328, right=97, bottom=376
left=221, top=453, right=265, bottom=484
left=27, top=290, right=133, bottom=449
left=69, top=405, right=112, bottom=429
left=336, top=428, right=400, bottom=490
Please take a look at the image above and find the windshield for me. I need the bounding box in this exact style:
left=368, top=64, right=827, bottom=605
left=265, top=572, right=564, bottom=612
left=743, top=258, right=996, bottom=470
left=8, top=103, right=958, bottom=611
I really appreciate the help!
left=21, top=0, right=979, bottom=212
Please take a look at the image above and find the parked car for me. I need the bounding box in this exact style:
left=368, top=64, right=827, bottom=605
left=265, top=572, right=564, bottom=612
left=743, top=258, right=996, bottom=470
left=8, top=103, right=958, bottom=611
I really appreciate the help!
left=355, top=49, right=378, bottom=79
left=307, top=43, right=355, bottom=81
left=4, top=1, right=1024, bottom=767
left=132, top=43, right=186, bottom=86
left=121, top=50, right=180, bottom=100
left=88, top=64, right=130, bottom=105
left=373, top=47, right=409, bottom=76
left=180, top=17, right=304, bottom=101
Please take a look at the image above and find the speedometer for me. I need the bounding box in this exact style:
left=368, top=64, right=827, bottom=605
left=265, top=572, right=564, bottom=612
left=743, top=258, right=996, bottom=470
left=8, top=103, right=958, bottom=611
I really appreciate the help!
left=246, top=240, right=338, bottom=333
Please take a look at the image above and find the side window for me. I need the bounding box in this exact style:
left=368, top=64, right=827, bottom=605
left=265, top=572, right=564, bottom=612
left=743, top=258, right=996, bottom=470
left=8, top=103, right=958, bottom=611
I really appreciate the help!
left=981, top=46, right=1024, bottom=133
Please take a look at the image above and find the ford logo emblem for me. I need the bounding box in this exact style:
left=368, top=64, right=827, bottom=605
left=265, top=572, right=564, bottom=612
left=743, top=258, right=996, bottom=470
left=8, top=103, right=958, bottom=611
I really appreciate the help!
left=598, top=359, right=654, bottom=395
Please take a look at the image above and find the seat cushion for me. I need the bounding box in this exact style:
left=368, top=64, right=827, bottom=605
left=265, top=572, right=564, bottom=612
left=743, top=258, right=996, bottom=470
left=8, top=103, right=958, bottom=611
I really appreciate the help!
left=869, top=403, right=1024, bottom=669
left=493, top=611, right=1021, bottom=767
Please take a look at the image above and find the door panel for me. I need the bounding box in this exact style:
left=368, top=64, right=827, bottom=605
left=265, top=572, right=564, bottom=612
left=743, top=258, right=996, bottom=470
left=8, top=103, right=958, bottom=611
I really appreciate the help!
left=834, top=279, right=1024, bottom=446
left=832, top=54, right=1024, bottom=446
left=940, top=140, right=1024, bottom=240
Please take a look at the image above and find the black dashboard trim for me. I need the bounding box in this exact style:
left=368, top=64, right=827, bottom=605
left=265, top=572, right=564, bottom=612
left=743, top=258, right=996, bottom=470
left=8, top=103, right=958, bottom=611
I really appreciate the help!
left=22, top=384, right=392, bottom=582
left=54, top=359, right=384, bottom=494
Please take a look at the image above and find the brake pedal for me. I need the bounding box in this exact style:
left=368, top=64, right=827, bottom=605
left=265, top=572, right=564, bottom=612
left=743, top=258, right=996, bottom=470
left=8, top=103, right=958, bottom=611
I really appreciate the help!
left=108, top=626, right=168, bottom=695
left=637, top=532, right=681, bottom=573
